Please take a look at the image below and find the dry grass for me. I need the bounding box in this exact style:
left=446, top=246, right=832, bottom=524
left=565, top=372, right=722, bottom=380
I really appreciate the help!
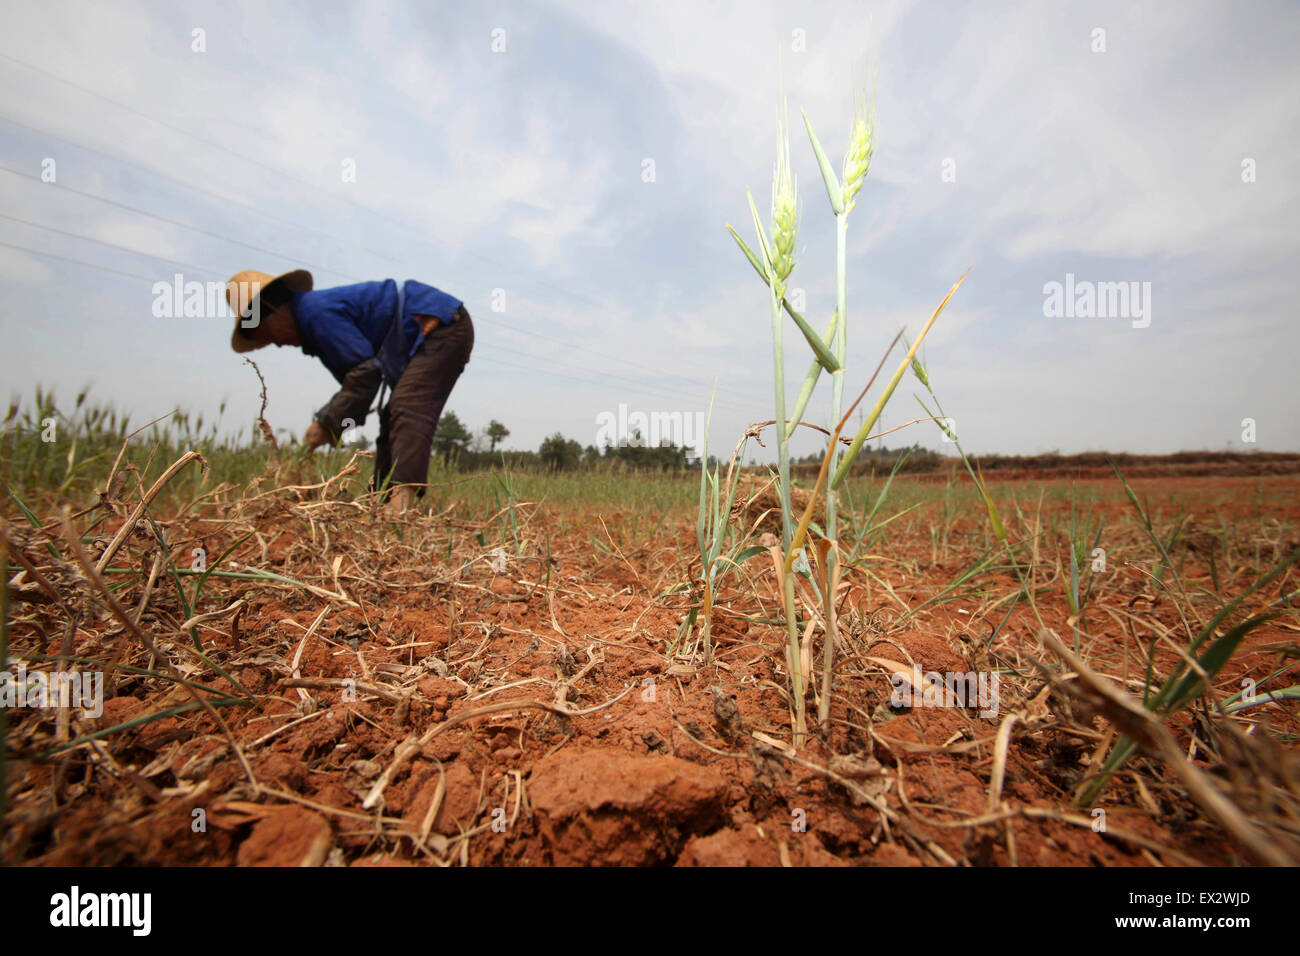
left=3, top=419, right=1299, bottom=866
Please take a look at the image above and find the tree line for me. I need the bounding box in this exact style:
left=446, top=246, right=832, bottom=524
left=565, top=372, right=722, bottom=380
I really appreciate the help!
left=345, top=414, right=704, bottom=471
left=338, top=415, right=944, bottom=474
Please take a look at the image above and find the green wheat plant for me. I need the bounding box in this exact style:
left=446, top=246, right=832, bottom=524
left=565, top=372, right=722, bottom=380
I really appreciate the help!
left=725, top=70, right=968, bottom=742
left=693, top=395, right=759, bottom=662
left=726, top=101, right=818, bottom=739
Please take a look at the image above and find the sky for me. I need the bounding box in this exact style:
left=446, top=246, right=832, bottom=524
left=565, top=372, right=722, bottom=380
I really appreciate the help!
left=0, top=0, right=1297, bottom=462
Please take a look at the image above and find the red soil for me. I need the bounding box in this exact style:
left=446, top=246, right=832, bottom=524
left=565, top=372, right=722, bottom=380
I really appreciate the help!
left=4, top=474, right=1298, bottom=866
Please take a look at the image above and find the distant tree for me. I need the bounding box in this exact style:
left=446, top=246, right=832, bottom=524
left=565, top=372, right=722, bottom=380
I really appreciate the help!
left=487, top=420, right=510, bottom=453
left=434, top=411, right=472, bottom=462
left=539, top=433, right=582, bottom=471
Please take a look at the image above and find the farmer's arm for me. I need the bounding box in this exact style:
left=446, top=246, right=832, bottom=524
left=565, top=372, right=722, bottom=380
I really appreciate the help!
left=311, top=358, right=383, bottom=444
left=301, top=310, right=383, bottom=447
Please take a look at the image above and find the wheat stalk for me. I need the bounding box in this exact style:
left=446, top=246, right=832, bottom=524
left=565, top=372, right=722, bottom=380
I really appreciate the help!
left=728, top=65, right=965, bottom=746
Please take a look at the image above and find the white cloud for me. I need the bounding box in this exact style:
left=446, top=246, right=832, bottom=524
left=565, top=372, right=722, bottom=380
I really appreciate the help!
left=0, top=0, right=1295, bottom=457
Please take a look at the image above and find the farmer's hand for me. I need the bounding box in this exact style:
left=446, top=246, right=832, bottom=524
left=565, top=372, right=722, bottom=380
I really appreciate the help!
left=304, top=421, right=330, bottom=449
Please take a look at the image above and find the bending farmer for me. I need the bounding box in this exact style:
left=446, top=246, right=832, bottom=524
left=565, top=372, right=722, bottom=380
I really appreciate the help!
left=226, top=269, right=474, bottom=510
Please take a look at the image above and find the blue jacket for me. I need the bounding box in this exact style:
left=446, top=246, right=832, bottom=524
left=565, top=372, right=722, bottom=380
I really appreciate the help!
left=292, top=279, right=462, bottom=387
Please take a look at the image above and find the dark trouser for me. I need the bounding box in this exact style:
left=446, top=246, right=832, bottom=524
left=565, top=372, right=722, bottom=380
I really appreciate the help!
left=373, top=307, right=474, bottom=496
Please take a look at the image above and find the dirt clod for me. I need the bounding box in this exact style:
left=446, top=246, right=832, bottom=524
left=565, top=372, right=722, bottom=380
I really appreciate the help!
left=530, top=749, right=728, bottom=864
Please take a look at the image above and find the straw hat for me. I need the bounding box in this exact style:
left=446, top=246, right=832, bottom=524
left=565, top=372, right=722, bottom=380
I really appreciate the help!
left=226, top=268, right=313, bottom=352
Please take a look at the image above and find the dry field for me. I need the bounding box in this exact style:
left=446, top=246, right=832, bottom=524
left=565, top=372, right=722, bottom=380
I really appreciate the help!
left=4, top=435, right=1298, bottom=867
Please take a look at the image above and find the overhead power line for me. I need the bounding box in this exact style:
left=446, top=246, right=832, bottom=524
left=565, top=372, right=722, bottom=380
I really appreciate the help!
left=0, top=163, right=361, bottom=282
left=1, top=167, right=761, bottom=404
left=0, top=51, right=758, bottom=402
left=0, top=235, right=755, bottom=416
left=0, top=112, right=412, bottom=271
